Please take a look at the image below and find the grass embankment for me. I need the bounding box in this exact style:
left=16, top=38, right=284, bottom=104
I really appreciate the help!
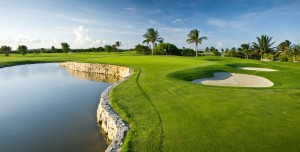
left=1, top=53, right=299, bottom=152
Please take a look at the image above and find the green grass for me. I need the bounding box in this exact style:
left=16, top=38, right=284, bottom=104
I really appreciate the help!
left=1, top=53, right=299, bottom=152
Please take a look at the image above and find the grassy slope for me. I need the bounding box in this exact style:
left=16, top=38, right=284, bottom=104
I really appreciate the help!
left=0, top=53, right=299, bottom=152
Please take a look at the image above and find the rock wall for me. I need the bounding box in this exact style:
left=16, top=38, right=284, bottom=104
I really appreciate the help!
left=61, top=68, right=123, bottom=83
left=59, top=62, right=131, bottom=152
left=59, top=62, right=130, bottom=78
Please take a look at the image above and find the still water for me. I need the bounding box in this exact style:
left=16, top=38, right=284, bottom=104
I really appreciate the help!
left=0, top=63, right=116, bottom=152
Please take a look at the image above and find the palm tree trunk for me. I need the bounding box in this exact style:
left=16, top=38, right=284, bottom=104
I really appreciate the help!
left=243, top=53, right=247, bottom=59
left=195, top=44, right=198, bottom=57
left=152, top=42, right=154, bottom=55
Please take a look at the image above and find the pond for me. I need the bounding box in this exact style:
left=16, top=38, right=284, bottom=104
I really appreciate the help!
left=0, top=63, right=116, bottom=152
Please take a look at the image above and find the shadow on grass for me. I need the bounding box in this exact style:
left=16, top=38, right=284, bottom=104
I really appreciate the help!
left=167, top=65, right=233, bottom=82
left=0, top=60, right=65, bottom=68
left=203, top=58, right=224, bottom=61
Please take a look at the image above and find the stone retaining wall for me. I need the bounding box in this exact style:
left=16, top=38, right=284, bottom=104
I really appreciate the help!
left=59, top=62, right=131, bottom=152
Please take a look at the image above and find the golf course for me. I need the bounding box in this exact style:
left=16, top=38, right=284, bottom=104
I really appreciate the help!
left=1, top=52, right=299, bottom=152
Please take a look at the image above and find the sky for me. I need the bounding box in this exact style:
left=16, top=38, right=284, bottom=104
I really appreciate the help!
left=0, top=0, right=299, bottom=50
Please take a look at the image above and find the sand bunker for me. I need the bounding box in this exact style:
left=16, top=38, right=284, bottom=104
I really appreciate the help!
left=192, top=72, right=273, bottom=87
left=238, top=67, right=277, bottom=71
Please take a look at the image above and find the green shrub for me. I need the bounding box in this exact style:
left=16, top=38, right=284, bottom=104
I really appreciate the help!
left=17, top=45, right=28, bottom=56
left=134, top=44, right=151, bottom=55
left=279, top=54, right=289, bottom=62
left=225, top=49, right=237, bottom=57
left=211, top=50, right=221, bottom=56
left=263, top=53, right=275, bottom=61
left=153, top=43, right=181, bottom=55
left=0, top=45, right=12, bottom=56
left=104, top=45, right=113, bottom=53
left=181, top=48, right=195, bottom=56
left=61, top=43, right=71, bottom=54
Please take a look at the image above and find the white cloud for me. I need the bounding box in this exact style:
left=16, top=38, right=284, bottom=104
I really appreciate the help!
left=120, top=7, right=141, bottom=18
left=56, top=14, right=95, bottom=24
left=148, top=9, right=162, bottom=15
left=206, top=17, right=247, bottom=30
left=172, top=19, right=182, bottom=23
left=206, top=18, right=227, bottom=28
left=95, top=40, right=101, bottom=44
left=95, top=29, right=141, bottom=35
left=15, top=34, right=43, bottom=43
left=72, top=26, right=103, bottom=47
left=73, top=26, right=90, bottom=45
left=125, top=7, right=135, bottom=11
left=216, top=42, right=224, bottom=49
left=0, top=34, right=63, bottom=49
left=0, top=34, right=43, bottom=44
left=52, top=38, right=61, bottom=45
left=171, top=18, right=190, bottom=24
left=239, top=9, right=276, bottom=19
left=160, top=27, right=189, bottom=33
left=149, top=19, right=159, bottom=25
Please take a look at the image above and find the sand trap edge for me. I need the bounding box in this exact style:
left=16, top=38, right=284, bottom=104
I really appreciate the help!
left=192, top=72, right=274, bottom=88
left=238, top=67, right=278, bottom=72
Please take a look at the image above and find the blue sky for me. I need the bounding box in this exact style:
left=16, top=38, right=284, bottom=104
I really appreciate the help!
left=0, top=0, right=299, bottom=49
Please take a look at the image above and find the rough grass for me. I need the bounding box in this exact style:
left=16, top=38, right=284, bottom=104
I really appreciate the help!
left=1, top=53, right=299, bottom=152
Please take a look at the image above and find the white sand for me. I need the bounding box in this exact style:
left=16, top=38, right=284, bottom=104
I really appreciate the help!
left=192, top=72, right=273, bottom=87
left=238, top=67, right=278, bottom=72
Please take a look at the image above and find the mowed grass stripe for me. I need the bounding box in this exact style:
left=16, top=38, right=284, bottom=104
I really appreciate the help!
left=136, top=69, right=164, bottom=152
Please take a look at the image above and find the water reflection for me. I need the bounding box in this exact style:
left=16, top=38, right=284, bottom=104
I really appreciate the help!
left=60, top=66, right=122, bottom=148
left=61, top=67, right=122, bottom=83
left=0, top=63, right=110, bottom=152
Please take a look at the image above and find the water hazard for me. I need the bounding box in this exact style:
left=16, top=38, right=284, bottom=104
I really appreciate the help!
left=0, top=63, right=117, bottom=152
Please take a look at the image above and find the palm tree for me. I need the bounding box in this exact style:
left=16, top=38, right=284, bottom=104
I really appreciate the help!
left=277, top=40, right=291, bottom=54
left=238, top=43, right=253, bottom=59
left=143, top=28, right=164, bottom=55
left=252, top=35, right=275, bottom=60
left=186, top=29, right=207, bottom=57
left=290, top=44, right=300, bottom=62
left=143, top=39, right=150, bottom=47
left=115, top=41, right=121, bottom=52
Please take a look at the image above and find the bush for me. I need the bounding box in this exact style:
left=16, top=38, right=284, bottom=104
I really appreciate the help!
left=0, top=45, right=12, bottom=56
left=211, top=50, right=221, bottom=56
left=203, top=52, right=214, bottom=56
left=61, top=43, right=71, bottom=54
left=263, top=53, right=275, bottom=61
left=225, top=49, right=237, bottom=57
left=17, top=45, right=28, bottom=56
left=98, top=47, right=105, bottom=52
left=104, top=45, right=113, bottom=53
left=181, top=48, right=195, bottom=56
left=153, top=43, right=181, bottom=55
left=134, top=44, right=151, bottom=55
left=279, top=54, right=289, bottom=62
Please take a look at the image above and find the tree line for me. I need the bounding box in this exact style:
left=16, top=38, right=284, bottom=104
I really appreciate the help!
left=0, top=41, right=123, bottom=56
left=1, top=28, right=299, bottom=62
left=135, top=28, right=299, bottom=62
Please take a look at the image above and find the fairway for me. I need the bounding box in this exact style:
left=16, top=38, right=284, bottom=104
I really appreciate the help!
left=1, top=53, right=299, bottom=152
